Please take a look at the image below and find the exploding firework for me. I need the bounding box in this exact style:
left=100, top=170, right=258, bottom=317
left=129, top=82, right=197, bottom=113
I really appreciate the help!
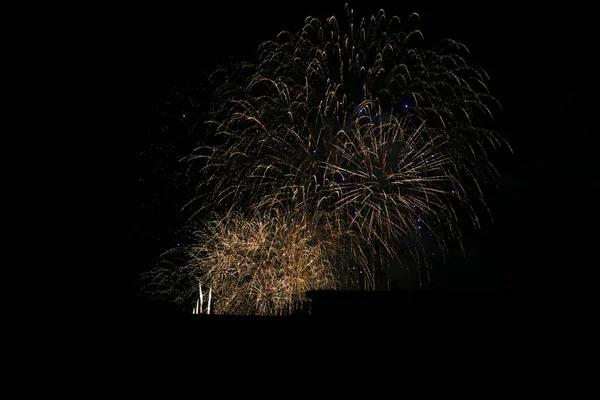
left=143, top=210, right=350, bottom=315
left=144, top=5, right=510, bottom=313
left=184, top=5, right=509, bottom=285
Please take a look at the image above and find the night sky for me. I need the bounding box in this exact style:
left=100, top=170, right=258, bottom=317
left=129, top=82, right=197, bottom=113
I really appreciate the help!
left=115, top=2, right=594, bottom=318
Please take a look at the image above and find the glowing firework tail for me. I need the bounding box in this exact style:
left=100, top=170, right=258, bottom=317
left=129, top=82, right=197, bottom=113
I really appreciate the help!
left=199, top=281, right=203, bottom=313
left=207, top=287, right=212, bottom=315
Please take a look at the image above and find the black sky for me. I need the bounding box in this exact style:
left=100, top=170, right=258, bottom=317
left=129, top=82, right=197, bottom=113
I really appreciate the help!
left=116, top=2, right=595, bottom=315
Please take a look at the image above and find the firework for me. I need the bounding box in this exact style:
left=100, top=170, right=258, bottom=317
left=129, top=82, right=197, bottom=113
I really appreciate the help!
left=145, top=6, right=509, bottom=312
left=143, top=210, right=351, bottom=315
left=186, top=6, right=507, bottom=281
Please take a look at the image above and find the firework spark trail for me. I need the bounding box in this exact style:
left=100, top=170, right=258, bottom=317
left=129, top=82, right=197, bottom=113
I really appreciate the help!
left=148, top=5, right=510, bottom=311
